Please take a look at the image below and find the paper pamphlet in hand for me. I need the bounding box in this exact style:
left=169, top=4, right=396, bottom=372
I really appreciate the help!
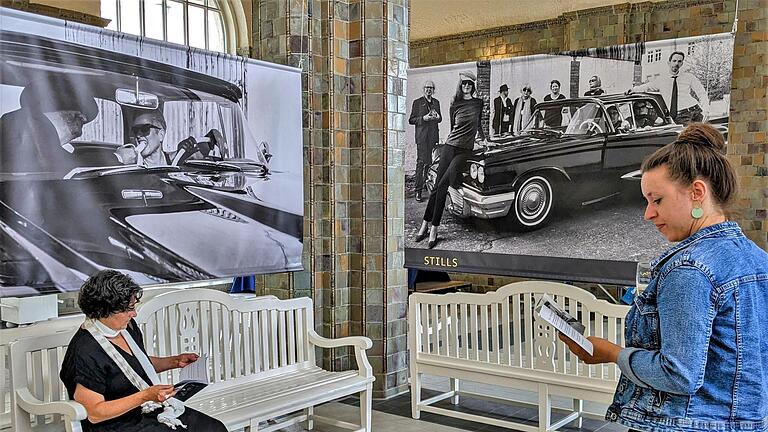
left=175, top=354, right=209, bottom=402
left=535, top=294, right=594, bottom=356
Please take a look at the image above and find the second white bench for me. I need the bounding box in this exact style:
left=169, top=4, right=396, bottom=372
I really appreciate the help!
left=408, top=280, right=629, bottom=432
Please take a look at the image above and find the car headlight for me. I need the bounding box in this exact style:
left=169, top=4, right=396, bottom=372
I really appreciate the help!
left=477, top=166, right=485, bottom=183
left=470, top=163, right=478, bottom=179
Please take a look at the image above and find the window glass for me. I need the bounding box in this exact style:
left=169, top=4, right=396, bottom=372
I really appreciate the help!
left=119, top=0, right=141, bottom=36
left=103, top=0, right=118, bottom=31
left=208, top=10, right=225, bottom=53
left=144, top=0, right=164, bottom=41
left=188, top=5, right=206, bottom=49
left=167, top=0, right=186, bottom=45
left=162, top=101, right=226, bottom=154
left=101, top=0, right=227, bottom=52
left=76, top=99, right=124, bottom=145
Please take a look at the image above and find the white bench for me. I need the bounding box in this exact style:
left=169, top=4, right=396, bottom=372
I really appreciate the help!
left=408, top=280, right=629, bottom=432
left=0, top=286, right=182, bottom=431
left=10, top=289, right=374, bottom=432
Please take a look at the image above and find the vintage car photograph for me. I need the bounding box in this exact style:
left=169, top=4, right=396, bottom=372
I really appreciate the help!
left=406, top=89, right=729, bottom=265
left=0, top=31, right=303, bottom=295
left=435, top=93, right=683, bottom=229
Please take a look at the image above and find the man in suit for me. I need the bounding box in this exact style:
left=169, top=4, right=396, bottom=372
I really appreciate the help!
left=408, top=80, right=442, bottom=202
left=492, top=84, right=513, bottom=135
left=626, top=51, right=709, bottom=124
left=512, top=84, right=537, bottom=135
left=0, top=79, right=98, bottom=175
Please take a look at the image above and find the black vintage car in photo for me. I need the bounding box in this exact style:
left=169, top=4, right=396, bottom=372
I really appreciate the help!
left=0, top=31, right=303, bottom=294
left=429, top=93, right=690, bottom=230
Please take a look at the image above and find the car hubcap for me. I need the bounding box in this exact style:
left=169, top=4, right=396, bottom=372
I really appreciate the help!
left=516, top=177, right=552, bottom=225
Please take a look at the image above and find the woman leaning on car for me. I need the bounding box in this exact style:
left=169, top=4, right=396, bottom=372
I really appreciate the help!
left=560, top=123, right=768, bottom=431
left=415, top=71, right=487, bottom=249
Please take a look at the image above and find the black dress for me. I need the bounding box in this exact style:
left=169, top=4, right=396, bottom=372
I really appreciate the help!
left=60, top=320, right=226, bottom=432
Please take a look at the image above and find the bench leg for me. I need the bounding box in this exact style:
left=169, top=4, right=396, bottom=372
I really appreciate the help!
left=360, top=384, right=372, bottom=432
left=248, top=418, right=259, bottom=432
left=450, top=378, right=460, bottom=405
left=572, top=399, right=583, bottom=429
left=537, top=383, right=550, bottom=432
left=304, top=406, right=314, bottom=430
left=411, top=372, right=421, bottom=419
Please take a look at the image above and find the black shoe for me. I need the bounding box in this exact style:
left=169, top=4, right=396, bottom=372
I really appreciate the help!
left=428, top=238, right=438, bottom=249
left=415, top=191, right=423, bottom=202
left=414, top=230, right=428, bottom=242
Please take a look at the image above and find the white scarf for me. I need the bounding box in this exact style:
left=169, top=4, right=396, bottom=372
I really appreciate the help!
left=83, top=319, right=187, bottom=429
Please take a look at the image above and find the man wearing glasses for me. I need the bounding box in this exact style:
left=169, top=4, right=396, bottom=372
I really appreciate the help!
left=115, top=111, right=169, bottom=166
left=408, top=80, right=442, bottom=202
left=584, top=75, right=605, bottom=96
left=0, top=80, right=98, bottom=175
left=511, top=84, right=537, bottom=136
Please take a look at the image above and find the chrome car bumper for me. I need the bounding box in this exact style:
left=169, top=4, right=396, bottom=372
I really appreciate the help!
left=446, top=186, right=516, bottom=219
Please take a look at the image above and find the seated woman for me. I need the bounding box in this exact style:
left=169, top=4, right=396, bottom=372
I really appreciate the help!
left=60, top=270, right=227, bottom=432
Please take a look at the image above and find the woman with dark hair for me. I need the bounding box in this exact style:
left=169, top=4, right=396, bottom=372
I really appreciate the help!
left=414, top=71, right=486, bottom=249
left=60, top=270, right=226, bottom=432
left=543, top=79, right=566, bottom=127
left=561, top=123, right=768, bottom=431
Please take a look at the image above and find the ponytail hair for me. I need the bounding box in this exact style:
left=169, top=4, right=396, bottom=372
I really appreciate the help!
left=642, top=123, right=737, bottom=208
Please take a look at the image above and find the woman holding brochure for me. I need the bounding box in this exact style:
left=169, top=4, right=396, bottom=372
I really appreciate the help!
left=560, top=123, right=768, bottom=431
left=60, top=270, right=226, bottom=431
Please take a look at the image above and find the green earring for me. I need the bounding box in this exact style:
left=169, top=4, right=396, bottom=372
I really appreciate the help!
left=691, top=204, right=704, bottom=219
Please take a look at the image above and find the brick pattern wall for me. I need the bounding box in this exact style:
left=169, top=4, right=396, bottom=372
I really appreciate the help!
left=411, top=0, right=766, bottom=291
left=252, top=0, right=409, bottom=398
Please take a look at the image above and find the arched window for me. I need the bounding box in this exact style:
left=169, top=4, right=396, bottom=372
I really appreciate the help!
left=101, top=0, right=229, bottom=53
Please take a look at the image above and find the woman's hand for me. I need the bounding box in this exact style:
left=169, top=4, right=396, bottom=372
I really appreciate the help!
left=174, top=353, right=199, bottom=368
left=150, top=353, right=198, bottom=372
left=142, top=384, right=177, bottom=403
left=559, top=333, right=622, bottom=364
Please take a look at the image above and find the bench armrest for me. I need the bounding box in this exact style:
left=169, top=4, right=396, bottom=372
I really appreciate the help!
left=308, top=330, right=373, bottom=379
left=16, top=388, right=87, bottom=421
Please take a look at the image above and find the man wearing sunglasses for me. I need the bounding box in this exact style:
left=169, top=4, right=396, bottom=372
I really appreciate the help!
left=115, top=111, right=168, bottom=166
left=408, top=80, right=442, bottom=202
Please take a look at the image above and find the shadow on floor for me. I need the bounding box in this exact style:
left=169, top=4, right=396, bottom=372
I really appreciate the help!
left=340, top=389, right=627, bottom=432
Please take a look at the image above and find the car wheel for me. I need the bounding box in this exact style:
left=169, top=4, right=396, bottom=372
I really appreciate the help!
left=512, top=175, right=554, bottom=229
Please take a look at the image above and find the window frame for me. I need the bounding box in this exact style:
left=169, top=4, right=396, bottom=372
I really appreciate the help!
left=102, top=0, right=229, bottom=53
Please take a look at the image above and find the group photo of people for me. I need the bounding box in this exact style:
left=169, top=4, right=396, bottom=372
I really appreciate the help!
left=404, top=33, right=734, bottom=282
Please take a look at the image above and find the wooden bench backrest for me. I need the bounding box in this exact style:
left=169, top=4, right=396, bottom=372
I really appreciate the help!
left=135, top=289, right=316, bottom=385
left=9, top=329, right=78, bottom=432
left=409, top=281, right=630, bottom=382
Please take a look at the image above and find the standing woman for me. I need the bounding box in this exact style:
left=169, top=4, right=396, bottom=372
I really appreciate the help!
left=561, top=123, right=768, bottom=431
left=415, top=71, right=486, bottom=249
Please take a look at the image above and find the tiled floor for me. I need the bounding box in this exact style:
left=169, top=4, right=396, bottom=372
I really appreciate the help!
left=285, top=375, right=630, bottom=432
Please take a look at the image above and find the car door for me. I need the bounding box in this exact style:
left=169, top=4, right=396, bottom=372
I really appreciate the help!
left=603, top=100, right=679, bottom=181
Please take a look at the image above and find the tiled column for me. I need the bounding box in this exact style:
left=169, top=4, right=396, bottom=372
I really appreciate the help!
left=252, top=0, right=409, bottom=397
left=727, top=0, right=767, bottom=248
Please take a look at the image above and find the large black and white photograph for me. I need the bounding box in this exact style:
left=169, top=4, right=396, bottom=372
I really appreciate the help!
left=405, top=34, right=734, bottom=284
left=0, top=9, right=304, bottom=296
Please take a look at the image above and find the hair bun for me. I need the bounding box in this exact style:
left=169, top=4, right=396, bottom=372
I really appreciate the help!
left=675, top=123, right=726, bottom=152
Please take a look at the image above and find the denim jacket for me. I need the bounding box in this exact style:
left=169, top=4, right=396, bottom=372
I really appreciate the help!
left=607, top=222, right=768, bottom=431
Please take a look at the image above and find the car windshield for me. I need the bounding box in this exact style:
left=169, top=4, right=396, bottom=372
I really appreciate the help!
left=563, top=102, right=607, bottom=135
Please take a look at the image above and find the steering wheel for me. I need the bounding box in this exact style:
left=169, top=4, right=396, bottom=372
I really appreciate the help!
left=578, top=120, right=604, bottom=134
